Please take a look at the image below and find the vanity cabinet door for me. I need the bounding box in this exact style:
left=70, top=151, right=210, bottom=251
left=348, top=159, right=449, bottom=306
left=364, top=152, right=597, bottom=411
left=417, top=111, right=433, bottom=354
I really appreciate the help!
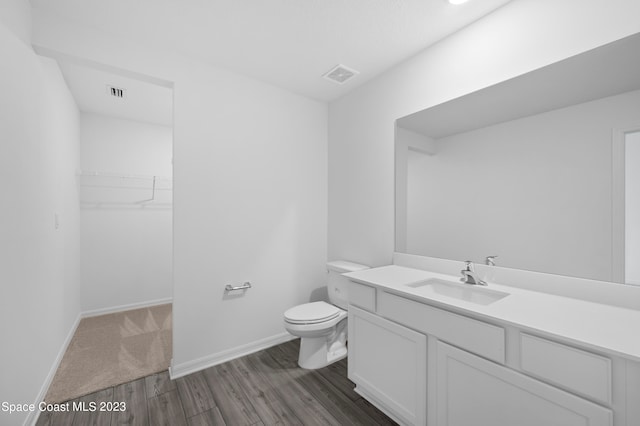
left=348, top=305, right=427, bottom=425
left=436, top=341, right=612, bottom=426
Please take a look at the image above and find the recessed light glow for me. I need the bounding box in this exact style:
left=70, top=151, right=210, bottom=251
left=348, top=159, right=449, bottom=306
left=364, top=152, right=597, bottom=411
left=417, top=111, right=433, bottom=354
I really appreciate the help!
left=448, top=0, right=469, bottom=4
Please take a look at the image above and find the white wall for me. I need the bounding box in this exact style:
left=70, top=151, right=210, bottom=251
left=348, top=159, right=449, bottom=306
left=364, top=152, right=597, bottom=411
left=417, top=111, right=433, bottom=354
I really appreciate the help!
left=405, top=148, right=434, bottom=253
left=403, top=90, right=640, bottom=281
left=79, top=113, right=173, bottom=312
left=0, top=4, right=81, bottom=425
left=626, top=131, right=640, bottom=285
left=0, top=0, right=31, bottom=45
left=30, top=12, right=328, bottom=375
left=394, top=127, right=436, bottom=253
left=328, top=0, right=640, bottom=268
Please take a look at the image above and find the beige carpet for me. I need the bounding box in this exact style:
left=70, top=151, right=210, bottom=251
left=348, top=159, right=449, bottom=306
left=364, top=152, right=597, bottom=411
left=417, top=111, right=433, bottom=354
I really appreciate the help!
left=45, top=304, right=172, bottom=403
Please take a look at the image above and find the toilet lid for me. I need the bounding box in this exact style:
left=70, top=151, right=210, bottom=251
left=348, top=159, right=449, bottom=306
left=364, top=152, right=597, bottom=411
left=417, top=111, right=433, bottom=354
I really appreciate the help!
left=284, top=301, right=342, bottom=324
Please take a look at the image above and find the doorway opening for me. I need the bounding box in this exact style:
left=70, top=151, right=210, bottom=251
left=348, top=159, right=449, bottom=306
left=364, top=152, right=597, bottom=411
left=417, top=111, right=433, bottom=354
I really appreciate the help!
left=39, top=54, right=174, bottom=403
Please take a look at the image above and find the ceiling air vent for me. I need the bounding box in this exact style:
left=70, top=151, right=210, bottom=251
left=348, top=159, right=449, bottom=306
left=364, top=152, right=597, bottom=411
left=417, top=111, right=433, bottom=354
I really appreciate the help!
left=323, top=64, right=359, bottom=85
left=107, top=85, right=126, bottom=99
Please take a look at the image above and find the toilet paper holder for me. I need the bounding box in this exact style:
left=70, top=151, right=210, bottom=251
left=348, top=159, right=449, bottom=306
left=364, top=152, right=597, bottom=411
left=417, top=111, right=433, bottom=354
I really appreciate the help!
left=225, top=281, right=252, bottom=292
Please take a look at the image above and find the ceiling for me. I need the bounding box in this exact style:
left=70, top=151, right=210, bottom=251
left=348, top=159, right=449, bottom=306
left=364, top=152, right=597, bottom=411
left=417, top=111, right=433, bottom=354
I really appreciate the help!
left=30, top=0, right=512, bottom=102
left=57, top=61, right=173, bottom=126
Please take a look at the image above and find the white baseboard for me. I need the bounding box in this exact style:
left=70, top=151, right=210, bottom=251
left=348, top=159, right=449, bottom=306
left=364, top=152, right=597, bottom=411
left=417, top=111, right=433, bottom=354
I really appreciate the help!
left=25, top=312, right=82, bottom=426
left=169, top=332, right=297, bottom=379
left=81, top=297, right=173, bottom=318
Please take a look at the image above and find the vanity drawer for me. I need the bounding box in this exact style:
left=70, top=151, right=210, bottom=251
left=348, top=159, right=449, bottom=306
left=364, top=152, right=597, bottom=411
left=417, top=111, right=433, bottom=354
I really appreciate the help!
left=519, top=333, right=612, bottom=405
left=378, top=291, right=505, bottom=363
left=348, top=281, right=376, bottom=312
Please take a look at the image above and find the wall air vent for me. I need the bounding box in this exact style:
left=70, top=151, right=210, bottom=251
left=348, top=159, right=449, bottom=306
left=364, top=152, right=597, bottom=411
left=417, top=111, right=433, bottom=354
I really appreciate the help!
left=322, top=64, right=359, bottom=85
left=107, top=85, right=126, bottom=99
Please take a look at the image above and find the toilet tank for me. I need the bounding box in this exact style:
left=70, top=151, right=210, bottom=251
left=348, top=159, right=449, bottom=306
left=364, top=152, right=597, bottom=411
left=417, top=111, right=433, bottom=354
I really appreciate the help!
left=327, top=261, right=369, bottom=310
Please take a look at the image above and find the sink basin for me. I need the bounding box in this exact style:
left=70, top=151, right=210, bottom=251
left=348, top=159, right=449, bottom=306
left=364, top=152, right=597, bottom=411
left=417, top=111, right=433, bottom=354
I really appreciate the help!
left=406, top=278, right=509, bottom=305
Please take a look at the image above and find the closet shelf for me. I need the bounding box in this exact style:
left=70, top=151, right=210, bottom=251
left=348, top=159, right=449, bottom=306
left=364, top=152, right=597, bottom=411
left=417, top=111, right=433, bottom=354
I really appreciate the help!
left=78, top=170, right=172, bottom=208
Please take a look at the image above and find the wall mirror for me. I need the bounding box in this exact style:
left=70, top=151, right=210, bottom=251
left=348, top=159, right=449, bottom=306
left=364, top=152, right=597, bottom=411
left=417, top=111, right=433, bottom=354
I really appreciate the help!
left=395, top=32, right=640, bottom=285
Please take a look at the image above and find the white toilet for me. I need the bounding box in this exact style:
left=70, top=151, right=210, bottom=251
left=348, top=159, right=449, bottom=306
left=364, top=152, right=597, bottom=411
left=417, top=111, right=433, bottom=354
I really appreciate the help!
left=284, top=260, right=369, bottom=369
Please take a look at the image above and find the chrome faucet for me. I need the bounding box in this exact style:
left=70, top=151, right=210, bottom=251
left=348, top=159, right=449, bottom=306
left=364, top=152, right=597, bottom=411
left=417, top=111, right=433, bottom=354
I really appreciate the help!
left=460, top=261, right=487, bottom=286
left=485, top=255, right=498, bottom=267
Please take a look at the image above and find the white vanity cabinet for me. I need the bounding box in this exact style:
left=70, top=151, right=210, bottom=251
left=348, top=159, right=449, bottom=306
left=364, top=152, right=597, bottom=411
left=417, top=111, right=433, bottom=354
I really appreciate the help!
left=346, top=280, right=628, bottom=426
left=436, top=341, right=612, bottom=426
left=348, top=306, right=427, bottom=425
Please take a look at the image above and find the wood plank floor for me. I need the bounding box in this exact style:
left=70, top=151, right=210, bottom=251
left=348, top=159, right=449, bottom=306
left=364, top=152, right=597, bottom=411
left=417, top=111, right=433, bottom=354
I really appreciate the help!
left=36, top=339, right=397, bottom=426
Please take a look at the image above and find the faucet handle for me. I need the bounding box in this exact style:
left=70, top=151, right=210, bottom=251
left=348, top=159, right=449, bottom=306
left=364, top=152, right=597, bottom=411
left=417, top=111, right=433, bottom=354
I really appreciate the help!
left=464, top=260, right=474, bottom=271
left=485, top=255, right=498, bottom=266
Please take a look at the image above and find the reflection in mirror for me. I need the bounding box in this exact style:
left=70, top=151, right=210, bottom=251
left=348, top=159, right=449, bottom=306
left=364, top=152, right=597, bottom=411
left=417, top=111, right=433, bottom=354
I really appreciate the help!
left=395, top=32, right=640, bottom=284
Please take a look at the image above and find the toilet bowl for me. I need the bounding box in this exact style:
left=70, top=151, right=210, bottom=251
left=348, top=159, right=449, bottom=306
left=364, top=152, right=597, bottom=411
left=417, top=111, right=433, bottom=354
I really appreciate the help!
left=284, top=301, right=348, bottom=369
left=284, top=261, right=369, bottom=369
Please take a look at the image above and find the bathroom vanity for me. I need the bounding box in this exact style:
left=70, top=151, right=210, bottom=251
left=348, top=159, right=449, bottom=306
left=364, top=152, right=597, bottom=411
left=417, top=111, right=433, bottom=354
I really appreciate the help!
left=344, top=258, right=640, bottom=426
left=360, top=32, right=640, bottom=426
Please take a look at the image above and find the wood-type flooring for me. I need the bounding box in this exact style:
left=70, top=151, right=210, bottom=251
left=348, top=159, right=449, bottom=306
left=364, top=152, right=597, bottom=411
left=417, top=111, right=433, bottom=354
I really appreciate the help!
left=36, top=338, right=397, bottom=426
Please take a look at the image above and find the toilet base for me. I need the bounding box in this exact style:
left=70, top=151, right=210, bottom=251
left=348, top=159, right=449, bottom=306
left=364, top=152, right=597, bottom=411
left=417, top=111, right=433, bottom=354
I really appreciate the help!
left=297, top=319, right=347, bottom=369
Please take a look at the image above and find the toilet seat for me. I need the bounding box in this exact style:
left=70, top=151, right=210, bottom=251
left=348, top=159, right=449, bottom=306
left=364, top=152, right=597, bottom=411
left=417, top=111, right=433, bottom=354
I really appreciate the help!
left=284, top=301, right=342, bottom=325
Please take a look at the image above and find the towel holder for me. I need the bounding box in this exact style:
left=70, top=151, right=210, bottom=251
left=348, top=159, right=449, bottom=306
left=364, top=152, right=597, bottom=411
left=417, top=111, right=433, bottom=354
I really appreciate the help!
left=225, top=282, right=252, bottom=292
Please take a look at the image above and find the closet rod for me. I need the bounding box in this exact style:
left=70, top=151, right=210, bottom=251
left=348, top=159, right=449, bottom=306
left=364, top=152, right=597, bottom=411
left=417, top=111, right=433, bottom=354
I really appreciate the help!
left=79, top=170, right=171, bottom=180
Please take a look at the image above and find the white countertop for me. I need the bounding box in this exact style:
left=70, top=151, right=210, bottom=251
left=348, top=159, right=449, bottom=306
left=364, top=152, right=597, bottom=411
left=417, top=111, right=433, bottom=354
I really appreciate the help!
left=344, top=265, right=640, bottom=362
